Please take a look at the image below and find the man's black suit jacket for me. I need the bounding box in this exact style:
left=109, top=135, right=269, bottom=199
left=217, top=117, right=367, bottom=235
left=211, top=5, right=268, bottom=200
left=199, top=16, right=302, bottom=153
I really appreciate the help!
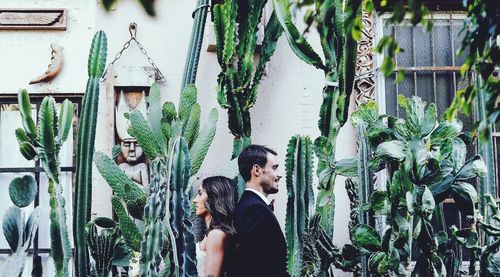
left=233, top=190, right=290, bottom=277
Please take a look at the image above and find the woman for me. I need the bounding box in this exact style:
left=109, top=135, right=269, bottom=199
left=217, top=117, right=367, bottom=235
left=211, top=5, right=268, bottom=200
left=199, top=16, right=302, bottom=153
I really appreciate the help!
left=193, top=176, right=238, bottom=277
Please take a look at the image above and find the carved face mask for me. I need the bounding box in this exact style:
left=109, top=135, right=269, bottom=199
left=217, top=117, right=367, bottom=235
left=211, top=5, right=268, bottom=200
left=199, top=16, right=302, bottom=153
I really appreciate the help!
left=121, top=138, right=144, bottom=162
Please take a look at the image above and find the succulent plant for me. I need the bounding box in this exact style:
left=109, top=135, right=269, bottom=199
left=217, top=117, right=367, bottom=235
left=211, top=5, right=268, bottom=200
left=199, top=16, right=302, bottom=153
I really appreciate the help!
left=74, top=30, right=108, bottom=277
left=213, top=0, right=284, bottom=158
left=16, top=89, right=74, bottom=277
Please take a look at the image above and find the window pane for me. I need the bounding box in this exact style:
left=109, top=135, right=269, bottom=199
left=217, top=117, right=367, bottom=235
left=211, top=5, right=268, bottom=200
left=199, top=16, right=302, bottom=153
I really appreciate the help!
left=433, top=20, right=453, bottom=66
left=414, top=26, right=432, bottom=66
left=435, top=72, right=456, bottom=114
left=0, top=173, right=36, bottom=249
left=0, top=104, right=36, bottom=168
left=395, top=26, right=414, bottom=67
left=415, top=72, right=434, bottom=104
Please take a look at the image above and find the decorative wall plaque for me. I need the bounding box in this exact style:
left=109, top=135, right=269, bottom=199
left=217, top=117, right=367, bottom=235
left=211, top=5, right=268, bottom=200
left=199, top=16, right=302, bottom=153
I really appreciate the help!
left=0, top=9, right=67, bottom=30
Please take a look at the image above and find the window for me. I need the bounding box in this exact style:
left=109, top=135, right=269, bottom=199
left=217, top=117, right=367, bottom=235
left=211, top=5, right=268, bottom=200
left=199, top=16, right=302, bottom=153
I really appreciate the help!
left=0, top=94, right=80, bottom=276
left=376, top=12, right=499, bottom=262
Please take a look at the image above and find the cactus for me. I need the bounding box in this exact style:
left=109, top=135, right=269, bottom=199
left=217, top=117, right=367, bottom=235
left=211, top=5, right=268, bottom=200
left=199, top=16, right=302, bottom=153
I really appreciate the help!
left=0, top=175, right=41, bottom=277
left=86, top=217, right=131, bottom=277
left=213, top=0, right=284, bottom=158
left=1, top=206, right=42, bottom=277
left=181, top=0, right=210, bottom=88
left=273, top=0, right=362, bottom=239
left=16, top=89, right=74, bottom=277
left=94, top=83, right=217, bottom=276
left=74, top=30, right=108, bottom=277
left=285, top=135, right=315, bottom=276
left=8, top=175, right=37, bottom=208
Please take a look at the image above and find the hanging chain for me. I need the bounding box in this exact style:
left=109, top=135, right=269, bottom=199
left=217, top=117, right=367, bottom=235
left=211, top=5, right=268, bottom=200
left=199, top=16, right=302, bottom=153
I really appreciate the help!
left=101, top=23, right=165, bottom=82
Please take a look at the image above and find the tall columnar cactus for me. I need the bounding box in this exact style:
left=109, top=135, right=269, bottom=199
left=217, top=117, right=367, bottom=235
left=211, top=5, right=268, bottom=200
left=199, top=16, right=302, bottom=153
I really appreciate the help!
left=285, top=135, right=315, bottom=276
left=273, top=0, right=362, bottom=238
left=213, top=0, right=284, bottom=158
left=16, top=89, right=74, bottom=277
left=86, top=217, right=131, bottom=277
left=181, top=0, right=209, bottom=88
left=1, top=175, right=41, bottom=277
left=94, top=83, right=217, bottom=276
left=74, top=30, right=107, bottom=277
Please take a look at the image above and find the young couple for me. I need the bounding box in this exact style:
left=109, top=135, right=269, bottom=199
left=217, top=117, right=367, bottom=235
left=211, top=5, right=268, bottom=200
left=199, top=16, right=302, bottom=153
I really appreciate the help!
left=193, top=145, right=290, bottom=277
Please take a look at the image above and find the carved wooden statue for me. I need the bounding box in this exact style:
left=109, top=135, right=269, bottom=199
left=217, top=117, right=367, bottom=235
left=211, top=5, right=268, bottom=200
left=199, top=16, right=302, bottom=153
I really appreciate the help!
left=116, top=90, right=150, bottom=189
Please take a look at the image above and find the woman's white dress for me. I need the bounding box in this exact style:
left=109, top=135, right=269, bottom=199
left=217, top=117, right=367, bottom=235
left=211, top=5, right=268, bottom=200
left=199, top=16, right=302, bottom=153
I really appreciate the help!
left=196, top=242, right=206, bottom=277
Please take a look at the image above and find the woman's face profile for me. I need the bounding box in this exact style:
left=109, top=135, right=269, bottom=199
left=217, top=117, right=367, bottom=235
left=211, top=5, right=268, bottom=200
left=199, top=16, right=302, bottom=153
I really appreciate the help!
left=193, top=185, right=209, bottom=217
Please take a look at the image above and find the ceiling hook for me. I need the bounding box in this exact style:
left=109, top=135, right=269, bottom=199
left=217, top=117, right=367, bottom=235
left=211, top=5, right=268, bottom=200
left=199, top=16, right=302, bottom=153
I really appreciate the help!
left=129, top=22, right=137, bottom=39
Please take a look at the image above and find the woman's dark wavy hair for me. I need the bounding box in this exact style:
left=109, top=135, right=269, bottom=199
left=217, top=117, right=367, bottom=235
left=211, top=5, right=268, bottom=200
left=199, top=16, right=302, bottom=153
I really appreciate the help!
left=202, top=176, right=238, bottom=238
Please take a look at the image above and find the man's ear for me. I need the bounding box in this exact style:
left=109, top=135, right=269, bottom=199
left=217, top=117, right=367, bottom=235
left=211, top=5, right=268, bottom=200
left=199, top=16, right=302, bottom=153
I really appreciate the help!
left=251, top=164, right=261, bottom=177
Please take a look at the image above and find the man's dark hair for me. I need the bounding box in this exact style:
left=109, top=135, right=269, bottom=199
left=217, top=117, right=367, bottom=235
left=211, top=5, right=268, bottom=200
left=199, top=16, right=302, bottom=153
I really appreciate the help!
left=238, top=144, right=277, bottom=182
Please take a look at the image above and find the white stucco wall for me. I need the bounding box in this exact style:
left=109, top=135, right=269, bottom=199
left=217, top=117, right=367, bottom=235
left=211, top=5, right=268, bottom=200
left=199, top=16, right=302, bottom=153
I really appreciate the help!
left=0, top=0, right=357, bottom=275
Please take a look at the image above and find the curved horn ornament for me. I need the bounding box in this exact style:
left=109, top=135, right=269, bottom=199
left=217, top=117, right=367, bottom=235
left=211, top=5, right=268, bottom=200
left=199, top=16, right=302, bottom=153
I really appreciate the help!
left=29, top=43, right=64, bottom=85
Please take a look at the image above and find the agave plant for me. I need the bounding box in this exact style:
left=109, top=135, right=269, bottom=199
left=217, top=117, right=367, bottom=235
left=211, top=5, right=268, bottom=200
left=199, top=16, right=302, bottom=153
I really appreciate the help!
left=272, top=0, right=362, bottom=239
left=15, top=89, right=74, bottom=277
left=94, top=83, right=217, bottom=276
left=213, top=0, right=284, bottom=158
left=335, top=96, right=487, bottom=276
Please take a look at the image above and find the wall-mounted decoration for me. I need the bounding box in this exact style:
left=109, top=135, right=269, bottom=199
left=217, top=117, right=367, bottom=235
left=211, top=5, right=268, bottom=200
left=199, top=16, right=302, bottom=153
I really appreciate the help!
left=0, top=8, right=67, bottom=30
left=29, top=43, right=64, bottom=85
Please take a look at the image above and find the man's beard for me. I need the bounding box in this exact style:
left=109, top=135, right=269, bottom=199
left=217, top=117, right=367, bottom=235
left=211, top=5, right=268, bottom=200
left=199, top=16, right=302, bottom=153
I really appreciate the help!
left=264, top=185, right=278, bottom=194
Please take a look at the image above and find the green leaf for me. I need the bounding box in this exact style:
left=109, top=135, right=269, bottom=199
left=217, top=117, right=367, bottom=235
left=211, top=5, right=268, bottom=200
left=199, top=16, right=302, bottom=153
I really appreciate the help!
left=352, top=224, right=381, bottom=252
left=272, top=0, right=326, bottom=71
left=459, top=155, right=488, bottom=180
left=9, top=175, right=37, bottom=208
left=189, top=108, right=218, bottom=176
left=376, top=140, right=406, bottom=161
left=414, top=185, right=435, bottom=217
left=333, top=158, right=357, bottom=177
left=368, top=252, right=386, bottom=272
left=2, top=206, right=22, bottom=252
left=370, top=191, right=389, bottom=214
left=381, top=57, right=395, bottom=76
left=17, top=89, right=37, bottom=139
left=57, top=99, right=74, bottom=144
left=451, top=182, right=478, bottom=216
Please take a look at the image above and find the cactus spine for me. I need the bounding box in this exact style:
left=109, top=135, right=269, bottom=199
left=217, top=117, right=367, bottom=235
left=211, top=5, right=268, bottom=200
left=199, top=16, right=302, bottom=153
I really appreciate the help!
left=285, top=135, right=315, bottom=276
left=16, top=89, right=74, bottom=277
left=74, top=30, right=107, bottom=277
left=213, top=0, right=283, bottom=158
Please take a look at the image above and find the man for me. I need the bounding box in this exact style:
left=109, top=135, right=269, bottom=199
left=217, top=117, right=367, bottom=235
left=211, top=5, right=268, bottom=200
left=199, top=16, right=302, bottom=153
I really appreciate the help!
left=233, top=144, right=290, bottom=277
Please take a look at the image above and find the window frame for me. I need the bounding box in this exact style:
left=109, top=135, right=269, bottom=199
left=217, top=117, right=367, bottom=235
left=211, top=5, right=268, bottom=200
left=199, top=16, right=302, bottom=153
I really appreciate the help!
left=0, top=93, right=82, bottom=257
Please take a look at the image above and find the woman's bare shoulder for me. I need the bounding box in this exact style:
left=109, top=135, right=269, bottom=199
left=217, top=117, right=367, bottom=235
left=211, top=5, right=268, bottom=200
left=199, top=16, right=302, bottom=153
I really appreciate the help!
left=206, top=229, right=228, bottom=247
